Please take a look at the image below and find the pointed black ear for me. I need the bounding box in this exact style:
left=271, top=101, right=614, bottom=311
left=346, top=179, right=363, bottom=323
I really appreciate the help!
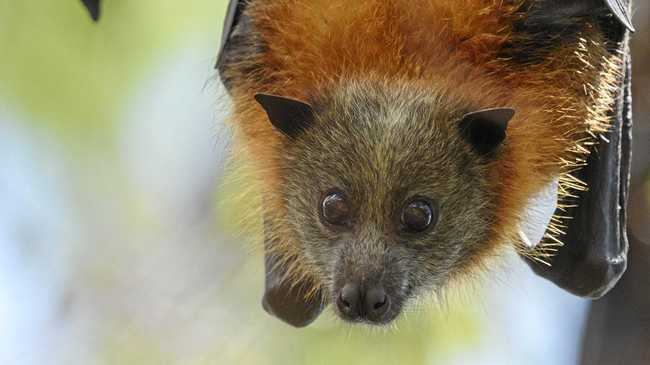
left=255, top=94, right=314, bottom=138
left=262, top=251, right=325, bottom=328
left=459, top=108, right=515, bottom=155
left=80, top=0, right=100, bottom=21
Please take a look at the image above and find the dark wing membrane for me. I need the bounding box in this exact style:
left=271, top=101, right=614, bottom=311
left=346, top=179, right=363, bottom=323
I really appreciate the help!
left=215, top=0, right=260, bottom=92
left=214, top=0, right=247, bottom=69
left=504, top=0, right=635, bottom=64
left=605, top=0, right=635, bottom=31
left=262, top=223, right=326, bottom=327
left=520, top=0, right=634, bottom=298
left=217, top=0, right=247, bottom=68
left=524, top=55, right=631, bottom=298
left=521, top=0, right=634, bottom=30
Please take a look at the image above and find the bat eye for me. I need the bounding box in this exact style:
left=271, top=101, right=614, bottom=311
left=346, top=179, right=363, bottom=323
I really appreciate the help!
left=401, top=199, right=437, bottom=233
left=321, top=191, right=351, bottom=227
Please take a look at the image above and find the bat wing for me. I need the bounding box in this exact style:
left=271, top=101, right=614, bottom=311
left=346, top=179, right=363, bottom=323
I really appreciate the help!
left=519, top=0, right=634, bottom=298
left=524, top=54, right=632, bottom=298
left=605, top=0, right=635, bottom=32
left=217, top=0, right=246, bottom=67
left=215, top=0, right=256, bottom=92
left=261, top=222, right=326, bottom=328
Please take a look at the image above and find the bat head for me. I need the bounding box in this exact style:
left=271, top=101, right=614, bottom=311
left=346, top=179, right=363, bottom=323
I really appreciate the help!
left=255, top=80, right=515, bottom=326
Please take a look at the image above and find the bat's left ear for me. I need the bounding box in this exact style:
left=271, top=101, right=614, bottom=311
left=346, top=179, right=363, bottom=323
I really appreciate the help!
left=262, top=251, right=325, bottom=328
left=80, top=0, right=101, bottom=22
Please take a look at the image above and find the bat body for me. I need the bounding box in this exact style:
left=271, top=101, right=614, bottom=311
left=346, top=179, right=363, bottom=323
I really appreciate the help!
left=214, top=0, right=634, bottom=327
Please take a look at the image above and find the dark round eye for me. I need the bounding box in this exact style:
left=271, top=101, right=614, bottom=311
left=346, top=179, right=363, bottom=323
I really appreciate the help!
left=401, top=200, right=436, bottom=233
left=321, top=191, right=351, bottom=226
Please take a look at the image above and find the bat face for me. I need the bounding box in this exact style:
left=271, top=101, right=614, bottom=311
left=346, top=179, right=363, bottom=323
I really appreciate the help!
left=258, top=81, right=512, bottom=324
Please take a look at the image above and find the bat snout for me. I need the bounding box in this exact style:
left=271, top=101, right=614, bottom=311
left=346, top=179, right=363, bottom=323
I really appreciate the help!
left=330, top=239, right=410, bottom=325
left=336, top=282, right=392, bottom=323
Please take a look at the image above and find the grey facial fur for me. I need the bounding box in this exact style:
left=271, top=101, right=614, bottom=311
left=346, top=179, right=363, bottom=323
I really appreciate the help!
left=280, top=80, right=500, bottom=324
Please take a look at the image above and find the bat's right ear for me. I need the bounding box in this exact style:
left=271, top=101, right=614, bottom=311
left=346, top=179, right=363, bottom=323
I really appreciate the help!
left=262, top=251, right=325, bottom=328
left=255, top=94, right=315, bottom=138
left=80, top=0, right=101, bottom=22
left=459, top=108, right=515, bottom=155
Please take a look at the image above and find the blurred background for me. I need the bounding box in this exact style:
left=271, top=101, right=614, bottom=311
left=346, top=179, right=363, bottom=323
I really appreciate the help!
left=0, top=2, right=648, bottom=365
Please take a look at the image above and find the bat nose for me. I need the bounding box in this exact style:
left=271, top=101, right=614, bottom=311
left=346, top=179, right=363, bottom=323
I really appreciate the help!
left=337, top=283, right=391, bottom=322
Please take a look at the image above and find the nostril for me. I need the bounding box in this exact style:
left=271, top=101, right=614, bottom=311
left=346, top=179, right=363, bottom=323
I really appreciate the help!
left=373, top=296, right=387, bottom=310
left=337, top=283, right=360, bottom=317
left=365, top=286, right=390, bottom=318
left=339, top=294, right=351, bottom=309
